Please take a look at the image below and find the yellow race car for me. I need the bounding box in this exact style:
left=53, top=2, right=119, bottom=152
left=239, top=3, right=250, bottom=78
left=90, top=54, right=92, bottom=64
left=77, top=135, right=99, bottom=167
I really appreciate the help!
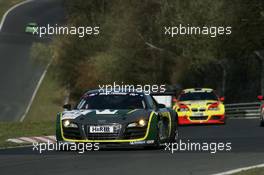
left=173, top=88, right=225, bottom=125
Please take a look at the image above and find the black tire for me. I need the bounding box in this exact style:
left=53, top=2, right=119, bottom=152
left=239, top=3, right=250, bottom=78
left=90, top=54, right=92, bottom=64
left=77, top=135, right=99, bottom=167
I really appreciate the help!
left=260, top=120, right=264, bottom=127
left=155, top=120, right=163, bottom=148
left=169, top=122, right=179, bottom=143
left=169, top=111, right=179, bottom=142
left=150, top=113, right=178, bottom=149
left=222, top=116, right=227, bottom=125
left=145, top=122, right=162, bottom=150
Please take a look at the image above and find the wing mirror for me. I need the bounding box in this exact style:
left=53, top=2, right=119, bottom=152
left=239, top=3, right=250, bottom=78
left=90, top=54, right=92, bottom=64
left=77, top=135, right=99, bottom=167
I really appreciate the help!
left=172, top=97, right=178, bottom=103
left=258, top=95, right=263, bottom=101
left=219, top=97, right=225, bottom=102
left=63, top=104, right=72, bottom=110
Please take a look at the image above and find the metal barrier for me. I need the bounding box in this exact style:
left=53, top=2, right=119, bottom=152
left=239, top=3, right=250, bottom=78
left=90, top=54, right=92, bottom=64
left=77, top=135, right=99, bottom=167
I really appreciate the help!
left=225, top=102, right=261, bottom=118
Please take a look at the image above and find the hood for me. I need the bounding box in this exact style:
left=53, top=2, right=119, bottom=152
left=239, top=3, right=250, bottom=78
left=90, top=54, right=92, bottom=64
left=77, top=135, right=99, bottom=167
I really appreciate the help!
left=61, top=109, right=151, bottom=124
left=179, top=100, right=218, bottom=108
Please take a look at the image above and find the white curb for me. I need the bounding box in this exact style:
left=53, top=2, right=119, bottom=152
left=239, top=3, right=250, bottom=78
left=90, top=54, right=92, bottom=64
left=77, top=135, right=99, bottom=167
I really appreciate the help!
left=7, top=135, right=56, bottom=144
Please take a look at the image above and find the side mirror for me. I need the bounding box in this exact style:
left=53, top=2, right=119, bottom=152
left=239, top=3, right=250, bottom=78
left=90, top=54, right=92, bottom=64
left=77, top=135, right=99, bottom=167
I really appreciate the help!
left=258, top=95, right=263, bottom=101
left=172, top=97, right=178, bottom=103
left=63, top=104, right=72, bottom=110
left=219, top=97, right=225, bottom=102
left=158, top=103, right=166, bottom=109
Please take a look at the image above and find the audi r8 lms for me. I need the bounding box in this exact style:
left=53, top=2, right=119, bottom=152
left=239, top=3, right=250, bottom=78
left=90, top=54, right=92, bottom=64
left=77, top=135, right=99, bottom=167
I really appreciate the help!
left=173, top=88, right=225, bottom=125
left=25, top=22, right=38, bottom=34
left=56, top=89, right=179, bottom=148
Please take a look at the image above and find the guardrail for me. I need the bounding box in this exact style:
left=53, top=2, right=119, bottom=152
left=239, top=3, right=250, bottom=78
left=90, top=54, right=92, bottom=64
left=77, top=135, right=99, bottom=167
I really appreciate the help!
left=225, top=102, right=261, bottom=118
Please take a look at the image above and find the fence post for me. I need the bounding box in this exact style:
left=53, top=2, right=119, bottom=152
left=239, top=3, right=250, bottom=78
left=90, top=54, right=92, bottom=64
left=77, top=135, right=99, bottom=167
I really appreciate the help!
left=255, top=51, right=264, bottom=95
left=217, top=59, right=227, bottom=96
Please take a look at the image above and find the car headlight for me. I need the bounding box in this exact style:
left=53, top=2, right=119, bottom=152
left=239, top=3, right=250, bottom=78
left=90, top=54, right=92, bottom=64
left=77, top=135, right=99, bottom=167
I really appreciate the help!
left=138, top=119, right=146, bottom=127
left=208, top=103, right=220, bottom=111
left=208, top=107, right=220, bottom=111
left=178, top=108, right=189, bottom=112
left=62, top=120, right=78, bottom=128
left=177, top=104, right=190, bottom=112
left=127, top=119, right=147, bottom=128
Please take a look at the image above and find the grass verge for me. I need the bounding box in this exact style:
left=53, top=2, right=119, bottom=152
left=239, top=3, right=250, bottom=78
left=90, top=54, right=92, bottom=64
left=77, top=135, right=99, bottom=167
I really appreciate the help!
left=0, top=69, right=64, bottom=148
left=0, top=121, right=55, bottom=148
left=25, top=69, right=64, bottom=122
left=232, top=167, right=264, bottom=175
left=0, top=0, right=24, bottom=19
left=0, top=1, right=63, bottom=148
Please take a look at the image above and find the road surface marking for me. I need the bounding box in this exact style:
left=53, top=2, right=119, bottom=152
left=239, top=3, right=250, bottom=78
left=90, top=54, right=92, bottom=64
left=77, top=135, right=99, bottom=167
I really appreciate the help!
left=213, top=163, right=264, bottom=175
left=20, top=60, right=52, bottom=122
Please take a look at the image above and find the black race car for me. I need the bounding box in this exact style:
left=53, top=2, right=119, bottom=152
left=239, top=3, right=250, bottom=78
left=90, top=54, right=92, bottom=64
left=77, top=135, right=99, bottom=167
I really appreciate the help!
left=56, top=89, right=179, bottom=148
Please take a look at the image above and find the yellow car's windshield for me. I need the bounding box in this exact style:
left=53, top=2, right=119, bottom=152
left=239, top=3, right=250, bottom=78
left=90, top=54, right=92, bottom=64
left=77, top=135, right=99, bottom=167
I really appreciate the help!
left=179, top=92, right=218, bottom=101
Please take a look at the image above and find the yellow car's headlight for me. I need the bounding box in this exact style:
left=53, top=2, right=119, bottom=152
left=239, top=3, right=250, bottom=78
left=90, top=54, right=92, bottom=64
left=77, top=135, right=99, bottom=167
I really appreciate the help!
left=208, top=107, right=220, bottom=111
left=177, top=104, right=190, bottom=112
left=208, top=103, right=220, bottom=111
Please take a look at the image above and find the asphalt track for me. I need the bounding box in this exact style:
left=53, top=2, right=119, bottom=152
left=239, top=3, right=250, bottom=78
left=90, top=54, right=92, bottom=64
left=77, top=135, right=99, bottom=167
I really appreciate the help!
left=0, top=0, right=65, bottom=121
left=0, top=1, right=264, bottom=175
left=0, top=119, right=264, bottom=175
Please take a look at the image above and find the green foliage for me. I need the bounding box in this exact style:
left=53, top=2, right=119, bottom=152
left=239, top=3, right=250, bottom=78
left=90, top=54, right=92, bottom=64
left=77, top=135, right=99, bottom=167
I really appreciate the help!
left=0, top=0, right=23, bottom=18
left=50, top=0, right=264, bottom=101
left=30, top=42, right=52, bottom=65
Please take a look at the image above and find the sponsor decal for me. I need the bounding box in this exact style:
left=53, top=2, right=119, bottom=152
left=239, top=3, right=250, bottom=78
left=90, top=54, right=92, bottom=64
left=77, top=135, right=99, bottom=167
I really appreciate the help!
left=62, top=110, right=92, bottom=119
left=96, top=110, right=118, bottom=115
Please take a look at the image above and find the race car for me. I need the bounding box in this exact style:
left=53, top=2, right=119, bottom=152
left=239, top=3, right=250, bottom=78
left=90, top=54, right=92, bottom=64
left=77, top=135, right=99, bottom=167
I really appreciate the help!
left=257, top=95, right=264, bottom=126
left=56, top=89, right=179, bottom=148
left=173, top=88, right=225, bottom=125
left=25, top=22, right=37, bottom=34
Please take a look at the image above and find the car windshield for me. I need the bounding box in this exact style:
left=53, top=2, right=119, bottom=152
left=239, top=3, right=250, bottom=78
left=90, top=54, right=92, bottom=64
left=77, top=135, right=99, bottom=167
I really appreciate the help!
left=179, top=92, right=218, bottom=101
left=77, top=94, right=145, bottom=109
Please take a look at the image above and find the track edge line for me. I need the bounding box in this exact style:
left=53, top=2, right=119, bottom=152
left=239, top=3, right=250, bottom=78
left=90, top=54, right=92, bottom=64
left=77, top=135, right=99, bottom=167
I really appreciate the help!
left=0, top=0, right=34, bottom=31
left=212, top=163, right=264, bottom=175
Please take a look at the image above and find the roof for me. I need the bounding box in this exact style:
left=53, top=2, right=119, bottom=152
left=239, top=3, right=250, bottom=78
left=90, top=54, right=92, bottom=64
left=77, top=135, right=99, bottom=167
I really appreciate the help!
left=182, top=88, right=213, bottom=93
left=84, top=88, right=145, bottom=95
left=27, top=22, right=37, bottom=26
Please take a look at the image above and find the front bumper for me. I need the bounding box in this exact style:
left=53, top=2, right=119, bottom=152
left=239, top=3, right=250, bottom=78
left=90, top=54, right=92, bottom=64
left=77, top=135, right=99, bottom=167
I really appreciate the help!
left=56, top=112, right=159, bottom=145
left=57, top=140, right=156, bottom=149
left=98, top=140, right=156, bottom=148
left=178, top=114, right=225, bottom=125
left=57, top=124, right=158, bottom=144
